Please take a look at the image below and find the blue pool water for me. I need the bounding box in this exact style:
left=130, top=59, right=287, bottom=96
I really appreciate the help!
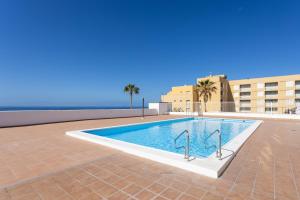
left=85, top=118, right=256, bottom=158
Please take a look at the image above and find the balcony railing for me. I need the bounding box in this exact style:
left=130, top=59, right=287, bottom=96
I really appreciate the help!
left=265, top=103, right=278, bottom=107
left=265, top=86, right=278, bottom=91
left=296, top=93, right=300, bottom=98
left=240, top=88, right=251, bottom=92
left=265, top=110, right=278, bottom=114
left=240, top=110, right=251, bottom=113
left=240, top=95, right=251, bottom=99
left=240, top=104, right=251, bottom=107
left=265, top=94, right=278, bottom=99
left=296, top=84, right=300, bottom=89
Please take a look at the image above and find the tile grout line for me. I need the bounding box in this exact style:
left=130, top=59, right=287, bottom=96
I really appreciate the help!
left=224, top=139, right=254, bottom=199
left=273, top=153, right=276, bottom=200
left=250, top=155, right=262, bottom=199
left=288, top=153, right=300, bottom=200
left=0, top=153, right=119, bottom=190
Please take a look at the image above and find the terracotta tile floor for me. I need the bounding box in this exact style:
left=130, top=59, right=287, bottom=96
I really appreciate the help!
left=0, top=116, right=300, bottom=199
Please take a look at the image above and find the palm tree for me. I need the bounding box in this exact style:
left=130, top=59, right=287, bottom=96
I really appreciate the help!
left=197, top=79, right=217, bottom=112
left=124, top=84, right=140, bottom=109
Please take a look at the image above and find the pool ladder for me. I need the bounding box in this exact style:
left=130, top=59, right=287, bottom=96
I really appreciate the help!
left=174, top=130, right=190, bottom=160
left=204, top=129, right=222, bottom=160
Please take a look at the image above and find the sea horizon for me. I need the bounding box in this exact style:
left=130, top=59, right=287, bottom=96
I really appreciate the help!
left=0, top=106, right=145, bottom=111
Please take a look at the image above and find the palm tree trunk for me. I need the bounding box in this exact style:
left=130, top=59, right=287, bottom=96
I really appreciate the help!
left=204, top=102, right=207, bottom=112
left=130, top=94, right=133, bottom=109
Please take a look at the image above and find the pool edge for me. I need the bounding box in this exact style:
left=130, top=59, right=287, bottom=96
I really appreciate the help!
left=66, top=118, right=263, bottom=178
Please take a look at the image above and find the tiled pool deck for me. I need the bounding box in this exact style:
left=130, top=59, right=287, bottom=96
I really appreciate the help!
left=0, top=115, right=299, bottom=199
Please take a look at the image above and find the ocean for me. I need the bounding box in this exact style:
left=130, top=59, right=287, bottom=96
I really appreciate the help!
left=0, top=106, right=144, bottom=111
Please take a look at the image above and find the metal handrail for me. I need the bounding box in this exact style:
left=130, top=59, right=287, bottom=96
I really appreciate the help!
left=204, top=129, right=220, bottom=142
left=204, top=129, right=222, bottom=160
left=174, top=130, right=190, bottom=160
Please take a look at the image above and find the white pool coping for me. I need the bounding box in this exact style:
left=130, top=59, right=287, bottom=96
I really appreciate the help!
left=66, top=117, right=263, bottom=178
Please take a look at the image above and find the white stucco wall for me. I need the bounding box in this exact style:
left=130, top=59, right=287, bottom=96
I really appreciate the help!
left=203, top=112, right=300, bottom=119
left=0, top=109, right=157, bottom=127
left=148, top=103, right=171, bottom=115
left=169, top=111, right=300, bottom=120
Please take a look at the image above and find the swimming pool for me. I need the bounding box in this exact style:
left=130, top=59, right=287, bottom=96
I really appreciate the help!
left=66, top=117, right=262, bottom=178
left=85, top=118, right=253, bottom=158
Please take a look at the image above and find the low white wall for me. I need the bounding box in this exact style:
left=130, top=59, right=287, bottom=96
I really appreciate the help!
left=0, top=109, right=157, bottom=127
left=148, top=103, right=171, bottom=115
left=169, top=112, right=200, bottom=116
left=169, top=111, right=300, bottom=120
left=203, top=112, right=300, bottom=120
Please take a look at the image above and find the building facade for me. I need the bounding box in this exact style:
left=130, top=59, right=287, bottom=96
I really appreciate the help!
left=161, top=74, right=300, bottom=114
left=161, top=85, right=198, bottom=112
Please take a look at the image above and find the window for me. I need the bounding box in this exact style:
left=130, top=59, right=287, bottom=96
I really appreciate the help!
left=286, top=90, right=294, bottom=96
left=240, top=107, right=251, bottom=111
left=265, top=99, right=278, bottom=103
left=265, top=107, right=278, bottom=112
left=257, top=100, right=264, bottom=105
left=285, top=99, right=294, bottom=105
left=257, top=91, right=264, bottom=97
left=265, top=91, right=278, bottom=95
left=240, top=100, right=251, bottom=107
left=257, top=83, right=264, bottom=89
left=240, top=92, right=251, bottom=96
left=257, top=107, right=264, bottom=113
left=240, top=100, right=250, bottom=103
left=186, top=100, right=190, bottom=109
left=240, top=84, right=251, bottom=89
left=286, top=81, right=294, bottom=88
left=265, top=82, right=278, bottom=87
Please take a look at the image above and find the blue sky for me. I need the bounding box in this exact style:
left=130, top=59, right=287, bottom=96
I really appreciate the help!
left=0, top=0, right=300, bottom=106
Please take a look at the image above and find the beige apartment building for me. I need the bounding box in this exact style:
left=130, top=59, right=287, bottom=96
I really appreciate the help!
left=161, top=74, right=300, bottom=114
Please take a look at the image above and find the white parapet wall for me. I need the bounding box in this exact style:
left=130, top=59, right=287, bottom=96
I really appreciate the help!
left=203, top=112, right=300, bottom=119
left=169, top=112, right=200, bottom=116
left=148, top=102, right=172, bottom=115
left=169, top=111, right=300, bottom=120
left=0, top=109, right=157, bottom=127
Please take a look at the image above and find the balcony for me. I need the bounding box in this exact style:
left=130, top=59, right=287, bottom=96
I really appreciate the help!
left=240, top=100, right=251, bottom=107
left=265, top=102, right=278, bottom=107
left=240, top=103, right=251, bottom=107
left=265, top=91, right=278, bottom=99
left=265, top=99, right=278, bottom=107
left=239, top=107, right=251, bottom=112
left=240, top=95, right=251, bottom=99
left=240, top=92, right=251, bottom=99
left=265, top=107, right=278, bottom=113
left=265, top=94, right=278, bottom=99
left=296, top=93, right=300, bottom=98
left=296, top=81, right=300, bottom=89
left=240, top=84, right=251, bottom=92
left=240, top=88, right=251, bottom=92
left=265, top=86, right=278, bottom=91
left=265, top=82, right=278, bottom=91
